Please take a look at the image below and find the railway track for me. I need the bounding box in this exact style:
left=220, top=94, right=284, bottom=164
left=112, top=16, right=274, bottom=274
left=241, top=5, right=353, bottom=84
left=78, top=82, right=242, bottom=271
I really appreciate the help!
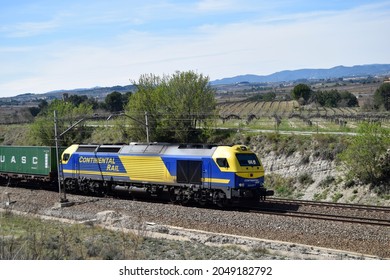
left=2, top=184, right=390, bottom=258
left=247, top=198, right=390, bottom=227
left=4, top=178, right=390, bottom=228
left=267, top=197, right=390, bottom=212
left=249, top=208, right=390, bottom=227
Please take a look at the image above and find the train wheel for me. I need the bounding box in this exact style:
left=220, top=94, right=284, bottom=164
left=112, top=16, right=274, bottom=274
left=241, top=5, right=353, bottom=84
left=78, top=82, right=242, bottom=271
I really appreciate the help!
left=180, top=188, right=192, bottom=205
left=63, top=178, right=75, bottom=192
left=194, top=190, right=207, bottom=206
left=91, top=181, right=104, bottom=196
left=180, top=193, right=190, bottom=206
left=213, top=191, right=227, bottom=208
left=168, top=187, right=177, bottom=203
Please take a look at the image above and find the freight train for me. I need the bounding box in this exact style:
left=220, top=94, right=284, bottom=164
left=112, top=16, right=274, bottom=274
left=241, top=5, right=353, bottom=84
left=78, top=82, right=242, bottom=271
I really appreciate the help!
left=0, top=143, right=273, bottom=206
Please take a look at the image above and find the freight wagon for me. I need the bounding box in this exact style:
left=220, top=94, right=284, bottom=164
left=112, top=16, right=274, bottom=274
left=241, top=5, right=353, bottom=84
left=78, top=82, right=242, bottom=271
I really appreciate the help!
left=0, top=146, right=58, bottom=182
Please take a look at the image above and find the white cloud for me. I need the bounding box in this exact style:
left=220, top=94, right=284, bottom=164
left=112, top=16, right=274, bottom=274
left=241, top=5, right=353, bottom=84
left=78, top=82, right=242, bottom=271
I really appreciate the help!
left=2, top=19, right=60, bottom=38
left=196, top=0, right=238, bottom=11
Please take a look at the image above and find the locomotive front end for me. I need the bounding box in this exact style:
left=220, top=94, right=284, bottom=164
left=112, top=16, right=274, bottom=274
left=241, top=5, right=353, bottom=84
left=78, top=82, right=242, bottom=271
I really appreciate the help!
left=213, top=145, right=273, bottom=204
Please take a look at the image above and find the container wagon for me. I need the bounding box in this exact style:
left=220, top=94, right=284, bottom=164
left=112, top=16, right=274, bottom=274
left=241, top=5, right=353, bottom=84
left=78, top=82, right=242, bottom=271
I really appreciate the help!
left=0, top=146, right=58, bottom=182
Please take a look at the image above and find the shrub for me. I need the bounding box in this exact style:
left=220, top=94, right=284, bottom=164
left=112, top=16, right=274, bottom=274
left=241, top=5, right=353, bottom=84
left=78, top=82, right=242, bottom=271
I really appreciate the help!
left=314, top=189, right=329, bottom=201
left=264, top=174, right=296, bottom=198
left=339, top=122, right=390, bottom=186
left=298, top=173, right=314, bottom=185
left=344, top=179, right=355, bottom=188
left=332, top=192, right=343, bottom=202
left=300, top=154, right=310, bottom=164
left=319, top=176, right=335, bottom=188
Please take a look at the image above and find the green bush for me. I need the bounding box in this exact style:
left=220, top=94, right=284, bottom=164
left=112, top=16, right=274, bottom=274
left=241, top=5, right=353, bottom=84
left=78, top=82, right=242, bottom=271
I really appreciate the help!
left=314, top=189, right=329, bottom=201
left=339, top=122, right=390, bottom=187
left=331, top=192, right=343, bottom=202
left=298, top=173, right=314, bottom=185
left=265, top=174, right=296, bottom=198
left=319, top=176, right=335, bottom=188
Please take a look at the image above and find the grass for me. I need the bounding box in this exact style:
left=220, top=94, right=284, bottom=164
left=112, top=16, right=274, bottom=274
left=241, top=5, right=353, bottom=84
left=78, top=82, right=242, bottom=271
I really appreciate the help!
left=348, top=194, right=358, bottom=202
left=0, top=212, right=142, bottom=260
left=331, top=192, right=344, bottom=203
left=218, top=117, right=364, bottom=134
left=313, top=189, right=330, bottom=201
left=0, top=211, right=276, bottom=260
left=298, top=173, right=314, bottom=185
left=265, top=174, right=297, bottom=198
left=318, top=176, right=336, bottom=188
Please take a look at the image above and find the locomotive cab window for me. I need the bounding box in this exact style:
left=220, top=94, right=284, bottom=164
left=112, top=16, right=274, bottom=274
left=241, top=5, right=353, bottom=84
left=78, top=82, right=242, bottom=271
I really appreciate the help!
left=62, top=153, right=70, bottom=162
left=97, top=146, right=121, bottom=153
left=236, top=154, right=260, bottom=167
left=216, top=158, right=229, bottom=168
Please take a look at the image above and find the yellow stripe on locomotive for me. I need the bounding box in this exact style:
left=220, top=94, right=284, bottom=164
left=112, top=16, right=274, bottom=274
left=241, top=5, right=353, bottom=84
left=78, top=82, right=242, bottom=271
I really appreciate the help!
left=118, top=155, right=175, bottom=183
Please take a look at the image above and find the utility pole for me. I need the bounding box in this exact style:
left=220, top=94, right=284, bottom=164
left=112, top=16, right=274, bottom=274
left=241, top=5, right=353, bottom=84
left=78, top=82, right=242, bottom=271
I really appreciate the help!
left=53, top=110, right=149, bottom=207
left=54, top=110, right=90, bottom=207
left=145, top=111, right=149, bottom=144
left=54, top=110, right=72, bottom=207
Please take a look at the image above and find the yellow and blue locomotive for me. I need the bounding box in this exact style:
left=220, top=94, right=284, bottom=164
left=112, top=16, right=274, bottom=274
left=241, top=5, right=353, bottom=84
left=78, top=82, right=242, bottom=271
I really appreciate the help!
left=60, top=143, right=273, bottom=206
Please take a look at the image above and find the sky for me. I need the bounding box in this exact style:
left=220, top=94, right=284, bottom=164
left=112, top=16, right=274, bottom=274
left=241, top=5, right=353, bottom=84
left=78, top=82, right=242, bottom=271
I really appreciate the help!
left=1, top=0, right=389, bottom=97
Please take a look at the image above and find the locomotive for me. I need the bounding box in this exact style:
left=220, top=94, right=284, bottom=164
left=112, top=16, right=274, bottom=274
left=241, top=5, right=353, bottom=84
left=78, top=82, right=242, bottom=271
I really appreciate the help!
left=0, top=143, right=274, bottom=206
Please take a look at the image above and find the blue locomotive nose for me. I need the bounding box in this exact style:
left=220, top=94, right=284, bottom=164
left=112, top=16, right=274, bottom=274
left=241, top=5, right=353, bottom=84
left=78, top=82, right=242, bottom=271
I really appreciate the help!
left=236, top=175, right=264, bottom=188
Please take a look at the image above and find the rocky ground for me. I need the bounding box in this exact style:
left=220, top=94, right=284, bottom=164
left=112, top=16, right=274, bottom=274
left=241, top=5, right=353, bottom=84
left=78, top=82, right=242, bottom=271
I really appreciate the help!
left=248, top=134, right=390, bottom=206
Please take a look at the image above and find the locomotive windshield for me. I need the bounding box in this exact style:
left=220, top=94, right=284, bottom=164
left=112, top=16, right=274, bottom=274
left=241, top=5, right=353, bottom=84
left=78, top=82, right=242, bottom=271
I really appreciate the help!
left=236, top=153, right=261, bottom=167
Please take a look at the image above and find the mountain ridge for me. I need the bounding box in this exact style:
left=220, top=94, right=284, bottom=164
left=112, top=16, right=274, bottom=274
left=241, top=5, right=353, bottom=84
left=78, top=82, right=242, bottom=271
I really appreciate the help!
left=210, top=64, right=390, bottom=85
left=2, top=64, right=390, bottom=101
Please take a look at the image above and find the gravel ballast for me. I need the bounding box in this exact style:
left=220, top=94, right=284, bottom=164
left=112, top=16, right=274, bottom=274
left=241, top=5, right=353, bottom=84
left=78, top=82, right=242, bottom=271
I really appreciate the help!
left=1, top=185, right=389, bottom=259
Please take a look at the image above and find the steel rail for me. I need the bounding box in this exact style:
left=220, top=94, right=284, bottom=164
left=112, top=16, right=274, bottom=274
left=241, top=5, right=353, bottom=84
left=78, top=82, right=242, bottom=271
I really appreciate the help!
left=266, top=197, right=390, bottom=212
left=249, top=208, right=390, bottom=227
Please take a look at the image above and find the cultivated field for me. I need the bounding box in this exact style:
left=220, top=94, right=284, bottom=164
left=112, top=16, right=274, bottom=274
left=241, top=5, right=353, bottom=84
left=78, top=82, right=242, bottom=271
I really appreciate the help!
left=216, top=100, right=390, bottom=133
left=0, top=106, right=34, bottom=124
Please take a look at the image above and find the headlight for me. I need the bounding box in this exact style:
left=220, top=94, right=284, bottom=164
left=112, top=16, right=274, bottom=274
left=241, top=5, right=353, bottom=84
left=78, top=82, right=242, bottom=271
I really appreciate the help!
left=239, top=183, right=245, bottom=187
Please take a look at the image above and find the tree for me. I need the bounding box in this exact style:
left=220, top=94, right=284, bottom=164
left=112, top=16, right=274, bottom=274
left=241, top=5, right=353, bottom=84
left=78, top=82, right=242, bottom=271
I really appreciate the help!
left=125, top=73, right=164, bottom=142
left=339, top=91, right=358, bottom=107
left=28, top=100, right=93, bottom=146
left=164, top=71, right=216, bottom=142
left=310, top=89, right=358, bottom=108
left=246, top=92, right=276, bottom=102
left=373, top=82, right=390, bottom=110
left=67, top=95, right=88, bottom=107
left=105, top=91, right=125, bottom=112
left=339, top=122, right=390, bottom=186
left=313, top=90, right=340, bottom=107
left=122, top=91, right=132, bottom=106
left=38, top=99, right=49, bottom=111
left=126, top=71, right=216, bottom=143
left=291, top=84, right=312, bottom=104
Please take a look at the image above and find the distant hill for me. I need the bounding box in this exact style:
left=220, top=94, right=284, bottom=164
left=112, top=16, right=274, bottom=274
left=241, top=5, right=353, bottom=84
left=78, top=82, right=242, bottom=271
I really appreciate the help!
left=210, top=64, right=390, bottom=85
left=42, top=85, right=136, bottom=99
left=1, top=85, right=135, bottom=103
left=2, top=64, right=390, bottom=103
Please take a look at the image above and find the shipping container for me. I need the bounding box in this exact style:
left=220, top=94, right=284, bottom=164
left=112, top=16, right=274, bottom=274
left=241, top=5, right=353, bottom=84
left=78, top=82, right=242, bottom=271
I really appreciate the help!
left=0, top=146, right=58, bottom=178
